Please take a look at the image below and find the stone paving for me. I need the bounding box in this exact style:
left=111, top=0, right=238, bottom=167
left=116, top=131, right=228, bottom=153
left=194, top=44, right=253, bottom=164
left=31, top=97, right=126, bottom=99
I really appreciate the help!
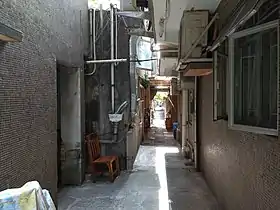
left=58, top=125, right=220, bottom=210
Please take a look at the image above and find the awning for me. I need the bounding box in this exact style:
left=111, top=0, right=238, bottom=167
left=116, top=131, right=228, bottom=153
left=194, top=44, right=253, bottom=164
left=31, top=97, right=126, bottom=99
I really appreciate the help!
left=210, top=0, right=268, bottom=51
left=179, top=58, right=213, bottom=77
left=151, top=41, right=178, bottom=51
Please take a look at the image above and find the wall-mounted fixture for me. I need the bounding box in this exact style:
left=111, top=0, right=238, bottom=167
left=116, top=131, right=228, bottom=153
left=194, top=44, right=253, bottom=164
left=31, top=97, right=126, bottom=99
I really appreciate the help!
left=0, top=22, right=23, bottom=42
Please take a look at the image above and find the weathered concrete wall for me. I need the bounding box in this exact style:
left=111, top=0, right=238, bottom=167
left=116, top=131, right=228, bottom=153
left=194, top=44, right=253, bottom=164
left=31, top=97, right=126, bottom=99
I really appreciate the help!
left=85, top=11, right=139, bottom=169
left=59, top=66, right=84, bottom=185
left=0, top=0, right=88, bottom=201
left=126, top=101, right=144, bottom=170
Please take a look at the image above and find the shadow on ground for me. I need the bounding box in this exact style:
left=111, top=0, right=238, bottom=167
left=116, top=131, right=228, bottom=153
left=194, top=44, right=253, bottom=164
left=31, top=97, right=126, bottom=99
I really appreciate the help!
left=164, top=152, right=219, bottom=210
left=58, top=126, right=219, bottom=210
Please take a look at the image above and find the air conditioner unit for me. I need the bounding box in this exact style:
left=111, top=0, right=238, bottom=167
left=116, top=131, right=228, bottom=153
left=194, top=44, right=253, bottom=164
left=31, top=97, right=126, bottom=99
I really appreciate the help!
left=179, top=10, right=209, bottom=59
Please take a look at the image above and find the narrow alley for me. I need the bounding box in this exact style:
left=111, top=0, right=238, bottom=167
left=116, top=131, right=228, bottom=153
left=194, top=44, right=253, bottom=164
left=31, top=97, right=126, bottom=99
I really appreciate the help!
left=1, top=0, right=280, bottom=209
left=58, top=113, right=219, bottom=210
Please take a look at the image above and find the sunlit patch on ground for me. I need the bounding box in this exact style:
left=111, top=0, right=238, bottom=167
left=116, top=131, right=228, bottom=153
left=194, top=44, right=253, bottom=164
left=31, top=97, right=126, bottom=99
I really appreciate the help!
left=58, top=120, right=219, bottom=210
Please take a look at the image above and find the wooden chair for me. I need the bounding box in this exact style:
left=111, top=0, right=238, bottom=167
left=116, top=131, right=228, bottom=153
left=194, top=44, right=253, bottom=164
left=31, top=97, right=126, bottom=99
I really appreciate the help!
left=85, top=133, right=120, bottom=182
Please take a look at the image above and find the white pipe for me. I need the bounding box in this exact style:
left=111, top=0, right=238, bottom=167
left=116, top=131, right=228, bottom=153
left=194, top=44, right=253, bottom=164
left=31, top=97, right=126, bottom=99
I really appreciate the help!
left=153, top=49, right=178, bottom=53
left=93, top=9, right=96, bottom=68
left=115, top=6, right=118, bottom=66
left=100, top=4, right=103, bottom=31
left=181, top=89, right=187, bottom=152
left=110, top=4, right=115, bottom=112
left=194, top=76, right=198, bottom=170
left=86, top=9, right=97, bottom=76
left=86, top=58, right=127, bottom=64
left=89, top=9, right=93, bottom=58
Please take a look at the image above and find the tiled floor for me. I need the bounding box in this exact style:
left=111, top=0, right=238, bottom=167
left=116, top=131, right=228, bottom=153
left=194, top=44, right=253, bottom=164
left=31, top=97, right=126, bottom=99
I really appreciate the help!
left=58, top=124, right=219, bottom=210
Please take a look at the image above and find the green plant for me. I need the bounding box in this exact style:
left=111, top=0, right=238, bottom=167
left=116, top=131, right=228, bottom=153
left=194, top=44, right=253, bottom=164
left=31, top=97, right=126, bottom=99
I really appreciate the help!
left=140, top=73, right=150, bottom=89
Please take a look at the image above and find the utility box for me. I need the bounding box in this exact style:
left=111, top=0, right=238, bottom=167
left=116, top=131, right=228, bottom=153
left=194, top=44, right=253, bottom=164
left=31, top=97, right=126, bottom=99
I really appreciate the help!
left=179, top=10, right=209, bottom=59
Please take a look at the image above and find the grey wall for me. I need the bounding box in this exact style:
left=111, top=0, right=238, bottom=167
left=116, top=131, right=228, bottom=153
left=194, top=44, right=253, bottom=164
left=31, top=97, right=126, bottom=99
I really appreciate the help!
left=198, top=75, right=280, bottom=210
left=85, top=11, right=136, bottom=169
left=59, top=66, right=84, bottom=185
left=198, top=1, right=280, bottom=209
left=0, top=0, right=88, bottom=201
left=215, top=0, right=241, bottom=29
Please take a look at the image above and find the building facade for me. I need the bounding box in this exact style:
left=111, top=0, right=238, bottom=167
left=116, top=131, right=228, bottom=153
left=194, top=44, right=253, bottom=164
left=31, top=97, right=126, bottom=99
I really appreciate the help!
left=198, top=0, right=280, bottom=209
left=0, top=0, right=88, bottom=201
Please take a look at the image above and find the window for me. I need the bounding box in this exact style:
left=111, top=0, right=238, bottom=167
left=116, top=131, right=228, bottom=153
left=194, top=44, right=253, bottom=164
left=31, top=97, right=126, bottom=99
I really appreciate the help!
left=229, top=20, right=279, bottom=135
left=213, top=41, right=228, bottom=121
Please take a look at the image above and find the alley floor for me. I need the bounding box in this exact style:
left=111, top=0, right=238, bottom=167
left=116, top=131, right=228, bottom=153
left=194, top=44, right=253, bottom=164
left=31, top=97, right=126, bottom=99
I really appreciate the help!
left=58, top=119, right=219, bottom=210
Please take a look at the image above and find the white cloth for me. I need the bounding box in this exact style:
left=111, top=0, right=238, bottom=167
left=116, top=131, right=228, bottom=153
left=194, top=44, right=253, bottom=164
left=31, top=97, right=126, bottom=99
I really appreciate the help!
left=0, top=181, right=56, bottom=210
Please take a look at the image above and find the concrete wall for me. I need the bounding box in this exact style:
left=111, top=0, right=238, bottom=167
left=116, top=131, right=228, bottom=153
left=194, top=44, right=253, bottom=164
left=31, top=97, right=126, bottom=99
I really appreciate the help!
left=0, top=0, right=88, bottom=201
left=126, top=111, right=143, bottom=170
left=85, top=11, right=137, bottom=170
left=59, top=67, right=84, bottom=185
left=198, top=74, right=280, bottom=210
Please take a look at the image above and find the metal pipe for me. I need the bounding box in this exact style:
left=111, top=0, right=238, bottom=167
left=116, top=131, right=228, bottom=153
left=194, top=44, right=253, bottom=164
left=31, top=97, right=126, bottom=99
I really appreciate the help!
left=153, top=49, right=178, bottom=53
left=86, top=9, right=97, bottom=76
left=89, top=9, right=93, bottom=58
left=115, top=6, right=118, bottom=66
left=194, top=76, right=198, bottom=170
left=86, top=58, right=127, bottom=64
left=115, top=101, right=129, bottom=114
left=181, top=13, right=219, bottom=63
left=86, top=58, right=159, bottom=64
left=110, top=4, right=115, bottom=113
left=113, top=123, right=118, bottom=141
left=93, top=9, right=96, bottom=68
left=100, top=4, right=103, bottom=32
left=181, top=89, right=187, bottom=152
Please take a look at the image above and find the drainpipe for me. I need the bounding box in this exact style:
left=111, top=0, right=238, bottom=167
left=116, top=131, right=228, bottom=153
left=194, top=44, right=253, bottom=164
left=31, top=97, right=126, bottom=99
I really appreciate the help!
left=115, top=5, right=118, bottom=66
left=86, top=59, right=127, bottom=64
left=100, top=4, right=103, bottom=33
left=181, top=89, right=187, bottom=153
left=110, top=4, right=115, bottom=113
left=194, top=76, right=198, bottom=170
left=89, top=9, right=93, bottom=59
left=85, top=9, right=97, bottom=76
